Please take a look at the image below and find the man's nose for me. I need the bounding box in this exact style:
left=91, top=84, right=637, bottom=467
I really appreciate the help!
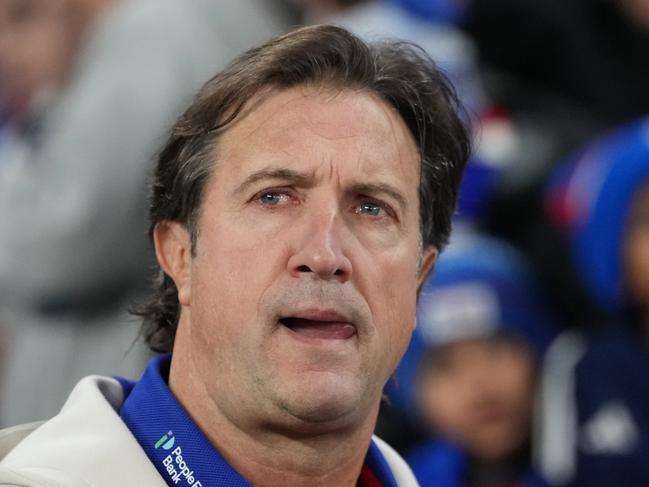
left=287, top=210, right=352, bottom=283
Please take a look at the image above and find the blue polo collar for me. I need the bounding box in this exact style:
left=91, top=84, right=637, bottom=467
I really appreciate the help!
left=118, top=354, right=397, bottom=487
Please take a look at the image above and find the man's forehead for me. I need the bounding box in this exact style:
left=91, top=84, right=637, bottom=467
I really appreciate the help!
left=214, top=86, right=420, bottom=180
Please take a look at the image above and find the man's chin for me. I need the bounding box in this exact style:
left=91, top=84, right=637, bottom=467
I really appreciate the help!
left=272, top=379, right=371, bottom=428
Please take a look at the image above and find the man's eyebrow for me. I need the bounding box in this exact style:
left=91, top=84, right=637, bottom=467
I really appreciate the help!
left=349, top=182, right=409, bottom=212
left=234, top=169, right=409, bottom=211
left=234, top=167, right=314, bottom=194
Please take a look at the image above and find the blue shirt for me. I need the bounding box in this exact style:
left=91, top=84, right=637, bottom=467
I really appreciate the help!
left=118, top=354, right=398, bottom=487
left=407, top=439, right=547, bottom=487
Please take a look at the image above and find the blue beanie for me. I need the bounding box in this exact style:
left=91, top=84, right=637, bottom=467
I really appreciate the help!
left=389, top=0, right=467, bottom=25
left=545, top=117, right=649, bottom=310
left=386, top=234, right=557, bottom=415
left=455, top=156, right=501, bottom=222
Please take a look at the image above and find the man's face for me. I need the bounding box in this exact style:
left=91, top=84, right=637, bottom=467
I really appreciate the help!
left=167, top=87, right=435, bottom=431
left=416, top=337, right=535, bottom=461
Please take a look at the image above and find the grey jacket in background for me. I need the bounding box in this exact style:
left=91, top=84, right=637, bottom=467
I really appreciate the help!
left=0, top=0, right=289, bottom=427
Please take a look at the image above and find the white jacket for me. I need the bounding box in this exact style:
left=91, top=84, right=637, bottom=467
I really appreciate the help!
left=0, top=376, right=419, bottom=486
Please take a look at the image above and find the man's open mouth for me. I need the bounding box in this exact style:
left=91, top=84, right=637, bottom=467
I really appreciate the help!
left=279, top=317, right=356, bottom=340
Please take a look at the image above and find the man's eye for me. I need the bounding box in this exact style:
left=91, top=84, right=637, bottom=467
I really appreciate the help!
left=258, top=192, right=288, bottom=206
left=357, top=202, right=383, bottom=217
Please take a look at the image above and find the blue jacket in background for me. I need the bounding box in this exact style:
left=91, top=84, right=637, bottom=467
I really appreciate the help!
left=407, top=439, right=547, bottom=487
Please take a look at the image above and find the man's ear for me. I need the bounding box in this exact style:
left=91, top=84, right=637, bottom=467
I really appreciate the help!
left=153, top=221, right=193, bottom=307
left=417, top=246, right=439, bottom=292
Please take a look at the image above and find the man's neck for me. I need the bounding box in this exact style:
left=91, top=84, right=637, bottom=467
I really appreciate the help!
left=168, top=357, right=380, bottom=487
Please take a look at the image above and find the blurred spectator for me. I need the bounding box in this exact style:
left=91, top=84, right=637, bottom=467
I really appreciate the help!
left=538, top=117, right=649, bottom=486
left=466, top=0, right=649, bottom=128
left=327, top=0, right=485, bottom=115
left=287, top=0, right=364, bottom=23
left=0, top=0, right=79, bottom=128
left=0, top=0, right=289, bottom=425
left=387, top=235, right=556, bottom=487
left=462, top=0, right=649, bottom=273
left=391, top=0, right=467, bottom=26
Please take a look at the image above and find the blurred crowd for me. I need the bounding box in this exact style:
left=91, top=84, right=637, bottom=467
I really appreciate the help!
left=1, top=0, right=649, bottom=486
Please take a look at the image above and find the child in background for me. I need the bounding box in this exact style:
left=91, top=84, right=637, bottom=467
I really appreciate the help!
left=390, top=235, right=556, bottom=487
left=538, top=117, right=649, bottom=487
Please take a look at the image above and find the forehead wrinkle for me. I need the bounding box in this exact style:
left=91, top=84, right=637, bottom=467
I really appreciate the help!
left=309, top=152, right=410, bottom=214
left=350, top=126, right=416, bottom=198
left=301, top=89, right=391, bottom=142
left=219, top=90, right=312, bottom=157
left=327, top=156, right=335, bottom=183
left=219, top=87, right=419, bottom=199
left=301, top=156, right=339, bottom=191
left=303, top=118, right=364, bottom=142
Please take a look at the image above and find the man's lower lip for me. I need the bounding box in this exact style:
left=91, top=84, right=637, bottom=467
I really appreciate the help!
left=279, top=320, right=356, bottom=340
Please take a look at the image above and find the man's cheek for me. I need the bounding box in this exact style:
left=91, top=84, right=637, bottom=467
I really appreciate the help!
left=386, top=278, right=418, bottom=322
